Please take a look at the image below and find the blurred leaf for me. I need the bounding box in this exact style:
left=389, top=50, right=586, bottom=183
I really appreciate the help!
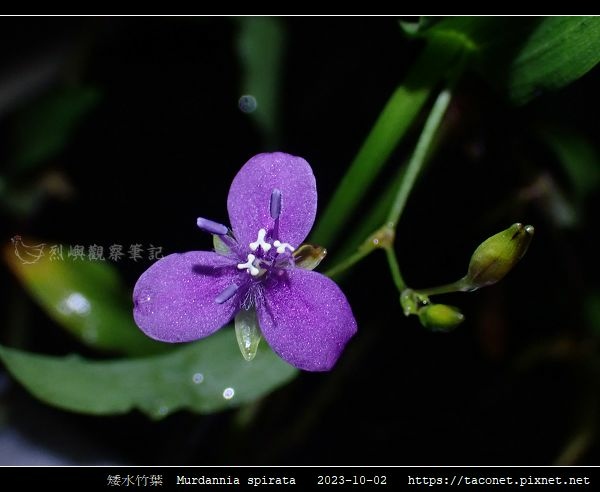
left=311, top=36, right=467, bottom=248
left=523, top=174, right=578, bottom=229
left=399, top=17, right=439, bottom=37
left=0, top=183, right=42, bottom=217
left=0, top=170, right=75, bottom=218
left=425, top=16, right=532, bottom=52
left=11, top=86, right=100, bottom=171
left=236, top=17, right=285, bottom=146
left=0, top=330, right=297, bottom=418
left=585, top=292, right=600, bottom=337
left=539, top=125, right=600, bottom=201
left=427, top=17, right=600, bottom=104
left=3, top=240, right=166, bottom=357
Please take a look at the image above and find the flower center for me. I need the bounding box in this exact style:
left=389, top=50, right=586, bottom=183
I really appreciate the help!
left=215, top=188, right=302, bottom=306
left=234, top=190, right=297, bottom=278
left=236, top=228, right=296, bottom=276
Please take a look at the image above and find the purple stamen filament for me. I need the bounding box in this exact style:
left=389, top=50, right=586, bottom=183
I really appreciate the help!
left=270, top=188, right=282, bottom=220
left=215, top=283, right=239, bottom=304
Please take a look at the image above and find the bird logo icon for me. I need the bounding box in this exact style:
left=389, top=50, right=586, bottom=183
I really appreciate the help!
left=11, top=235, right=46, bottom=264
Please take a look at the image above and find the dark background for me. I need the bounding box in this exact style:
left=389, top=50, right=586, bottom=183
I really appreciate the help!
left=1, top=17, right=599, bottom=465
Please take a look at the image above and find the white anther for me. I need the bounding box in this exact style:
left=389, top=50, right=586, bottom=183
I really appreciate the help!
left=249, top=228, right=271, bottom=252
left=237, top=254, right=260, bottom=276
left=273, top=240, right=295, bottom=254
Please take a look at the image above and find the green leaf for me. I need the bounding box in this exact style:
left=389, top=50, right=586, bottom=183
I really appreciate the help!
left=505, top=17, right=600, bottom=104
left=3, top=240, right=166, bottom=357
left=311, top=36, right=467, bottom=249
left=427, top=17, right=600, bottom=105
left=11, top=86, right=101, bottom=171
left=0, top=331, right=297, bottom=418
left=235, top=17, right=285, bottom=146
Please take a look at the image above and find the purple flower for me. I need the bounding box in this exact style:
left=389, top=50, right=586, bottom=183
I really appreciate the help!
left=133, top=152, right=357, bottom=371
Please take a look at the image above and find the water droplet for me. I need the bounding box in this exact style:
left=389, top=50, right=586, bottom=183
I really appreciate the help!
left=238, top=94, right=257, bottom=113
left=157, top=405, right=168, bottom=416
left=57, top=292, right=91, bottom=316
left=192, top=373, right=204, bottom=384
left=223, top=387, right=235, bottom=400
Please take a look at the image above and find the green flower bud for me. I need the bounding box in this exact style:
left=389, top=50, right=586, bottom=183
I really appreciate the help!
left=400, top=288, right=430, bottom=316
left=235, top=308, right=261, bottom=361
left=464, top=223, right=534, bottom=291
left=418, top=303, right=464, bottom=332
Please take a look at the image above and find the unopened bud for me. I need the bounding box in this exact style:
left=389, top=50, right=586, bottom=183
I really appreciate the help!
left=464, top=223, right=534, bottom=291
left=400, top=288, right=430, bottom=316
left=418, top=304, right=464, bottom=332
left=235, top=308, right=261, bottom=361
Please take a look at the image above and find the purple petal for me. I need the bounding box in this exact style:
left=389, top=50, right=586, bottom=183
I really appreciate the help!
left=133, top=251, right=242, bottom=342
left=227, top=152, right=317, bottom=248
left=256, top=269, right=357, bottom=371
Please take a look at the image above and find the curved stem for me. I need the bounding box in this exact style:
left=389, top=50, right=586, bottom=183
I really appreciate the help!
left=385, top=247, right=405, bottom=291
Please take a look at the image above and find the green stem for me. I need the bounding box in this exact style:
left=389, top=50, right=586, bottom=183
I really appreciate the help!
left=311, top=37, right=467, bottom=248
left=324, top=248, right=373, bottom=278
left=415, top=277, right=470, bottom=296
left=323, top=88, right=455, bottom=282
left=384, top=247, right=405, bottom=291
left=386, top=88, right=453, bottom=227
